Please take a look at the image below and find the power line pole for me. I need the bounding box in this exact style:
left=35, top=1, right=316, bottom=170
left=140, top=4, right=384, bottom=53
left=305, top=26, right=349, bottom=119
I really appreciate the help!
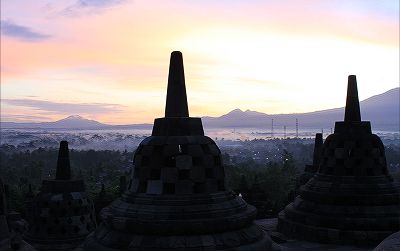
left=295, top=118, right=298, bottom=138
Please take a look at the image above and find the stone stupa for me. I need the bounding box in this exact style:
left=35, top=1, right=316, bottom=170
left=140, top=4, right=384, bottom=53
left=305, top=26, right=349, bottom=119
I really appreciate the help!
left=296, top=133, right=323, bottom=192
left=0, top=178, right=12, bottom=251
left=84, top=51, right=273, bottom=250
left=243, top=177, right=272, bottom=219
left=23, top=141, right=96, bottom=250
left=278, top=75, right=400, bottom=245
left=0, top=179, right=36, bottom=251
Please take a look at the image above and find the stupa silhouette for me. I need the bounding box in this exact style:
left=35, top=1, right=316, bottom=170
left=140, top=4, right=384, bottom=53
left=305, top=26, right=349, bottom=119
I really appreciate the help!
left=23, top=141, right=96, bottom=250
left=278, top=75, right=400, bottom=245
left=84, top=51, right=273, bottom=250
left=0, top=178, right=12, bottom=251
left=296, top=133, right=323, bottom=190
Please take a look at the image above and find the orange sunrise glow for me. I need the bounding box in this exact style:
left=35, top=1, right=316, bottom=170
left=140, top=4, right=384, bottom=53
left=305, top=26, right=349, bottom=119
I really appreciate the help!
left=1, top=0, right=399, bottom=124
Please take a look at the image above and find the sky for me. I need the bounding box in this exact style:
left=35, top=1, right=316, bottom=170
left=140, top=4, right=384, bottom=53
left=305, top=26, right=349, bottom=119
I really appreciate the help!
left=1, top=0, right=399, bottom=124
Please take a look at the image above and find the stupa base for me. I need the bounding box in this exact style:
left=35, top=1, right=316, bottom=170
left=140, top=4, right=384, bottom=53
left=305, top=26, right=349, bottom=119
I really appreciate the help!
left=278, top=210, right=396, bottom=246
left=84, top=223, right=273, bottom=251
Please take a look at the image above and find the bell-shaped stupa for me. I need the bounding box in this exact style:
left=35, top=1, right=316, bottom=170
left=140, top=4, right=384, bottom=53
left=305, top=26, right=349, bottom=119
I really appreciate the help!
left=84, top=51, right=273, bottom=250
left=244, top=177, right=272, bottom=219
left=278, top=75, right=400, bottom=245
left=0, top=178, right=12, bottom=251
left=23, top=141, right=96, bottom=250
left=296, top=133, right=323, bottom=189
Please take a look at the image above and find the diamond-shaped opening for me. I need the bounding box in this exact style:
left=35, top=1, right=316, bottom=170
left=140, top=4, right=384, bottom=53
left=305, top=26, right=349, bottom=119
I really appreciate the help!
left=194, top=183, right=205, bottom=193
left=60, top=208, right=67, bottom=217
left=193, top=157, right=202, bottom=166
left=345, top=169, right=353, bottom=175
left=205, top=168, right=213, bottom=178
left=153, top=145, right=163, bottom=154
left=141, top=145, right=154, bottom=156
left=201, top=144, right=210, bottom=154
left=165, top=156, right=176, bottom=167
left=178, top=170, right=190, bottom=180
left=214, top=156, right=221, bottom=166
left=163, top=145, right=180, bottom=156
left=217, top=180, right=225, bottom=191
left=187, top=145, right=203, bottom=156
left=141, top=156, right=150, bottom=166
left=150, top=168, right=161, bottom=179
left=46, top=227, right=54, bottom=234
left=218, top=166, right=225, bottom=177
left=138, top=181, right=147, bottom=193
left=180, top=144, right=188, bottom=154
left=163, top=183, right=175, bottom=194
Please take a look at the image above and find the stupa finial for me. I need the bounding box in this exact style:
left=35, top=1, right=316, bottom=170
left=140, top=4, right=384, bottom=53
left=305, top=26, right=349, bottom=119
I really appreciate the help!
left=56, top=141, right=71, bottom=180
left=344, top=75, right=361, bottom=122
left=312, top=133, right=323, bottom=166
left=165, top=51, right=189, bottom=118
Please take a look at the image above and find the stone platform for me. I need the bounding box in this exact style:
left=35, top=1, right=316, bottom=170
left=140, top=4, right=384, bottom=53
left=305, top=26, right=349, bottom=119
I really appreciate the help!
left=256, top=218, right=375, bottom=251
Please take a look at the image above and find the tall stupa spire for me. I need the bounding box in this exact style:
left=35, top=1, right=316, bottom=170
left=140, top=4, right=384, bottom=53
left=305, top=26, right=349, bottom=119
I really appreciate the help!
left=344, top=75, right=361, bottom=122
left=84, top=51, right=273, bottom=251
left=165, top=51, right=189, bottom=118
left=278, top=75, right=400, bottom=246
left=56, top=140, right=71, bottom=180
left=312, top=133, right=323, bottom=166
left=24, top=140, right=96, bottom=250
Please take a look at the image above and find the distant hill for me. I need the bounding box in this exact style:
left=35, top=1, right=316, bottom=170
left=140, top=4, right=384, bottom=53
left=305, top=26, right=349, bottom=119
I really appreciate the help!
left=1, top=88, right=399, bottom=131
left=1, top=115, right=108, bottom=129
left=47, top=115, right=104, bottom=128
left=1, top=115, right=153, bottom=130
left=202, top=87, right=399, bottom=131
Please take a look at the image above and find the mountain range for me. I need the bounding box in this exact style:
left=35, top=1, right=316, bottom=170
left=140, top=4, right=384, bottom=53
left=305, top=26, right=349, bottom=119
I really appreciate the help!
left=202, top=87, right=399, bottom=131
left=1, top=87, right=399, bottom=131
